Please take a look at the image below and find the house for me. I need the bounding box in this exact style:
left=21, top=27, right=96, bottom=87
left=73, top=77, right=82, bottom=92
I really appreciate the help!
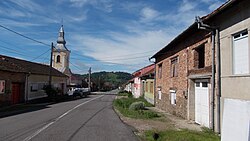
left=124, top=79, right=133, bottom=93
left=141, top=66, right=155, bottom=105
left=151, top=20, right=218, bottom=129
left=131, top=64, right=154, bottom=98
left=196, top=0, right=250, bottom=139
left=0, top=54, right=68, bottom=107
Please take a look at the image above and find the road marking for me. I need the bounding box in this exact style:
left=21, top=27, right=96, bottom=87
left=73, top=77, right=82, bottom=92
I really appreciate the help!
left=23, top=95, right=104, bottom=141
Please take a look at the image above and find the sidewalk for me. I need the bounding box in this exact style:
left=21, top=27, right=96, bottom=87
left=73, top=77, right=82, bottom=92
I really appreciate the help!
left=147, top=107, right=202, bottom=131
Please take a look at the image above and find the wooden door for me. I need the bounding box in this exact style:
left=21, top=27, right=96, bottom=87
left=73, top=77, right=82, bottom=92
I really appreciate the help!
left=12, top=83, right=21, bottom=104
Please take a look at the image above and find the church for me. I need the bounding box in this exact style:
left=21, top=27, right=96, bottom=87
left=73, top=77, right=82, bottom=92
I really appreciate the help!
left=52, top=25, right=85, bottom=86
left=52, top=25, right=72, bottom=84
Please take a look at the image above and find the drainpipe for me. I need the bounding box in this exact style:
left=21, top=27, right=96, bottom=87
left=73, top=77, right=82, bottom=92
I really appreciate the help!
left=25, top=72, right=30, bottom=102
left=195, top=16, right=216, bottom=131
left=216, top=29, right=221, bottom=133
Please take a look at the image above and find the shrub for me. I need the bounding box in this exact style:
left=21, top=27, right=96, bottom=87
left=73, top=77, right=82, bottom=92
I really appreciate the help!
left=129, top=101, right=145, bottom=111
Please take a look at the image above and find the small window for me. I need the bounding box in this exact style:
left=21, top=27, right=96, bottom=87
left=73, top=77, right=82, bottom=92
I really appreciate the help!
left=170, top=90, right=176, bottom=105
left=0, top=80, right=5, bottom=94
left=158, top=89, right=162, bottom=100
left=195, top=82, right=200, bottom=87
left=145, top=82, right=148, bottom=92
left=150, top=82, right=154, bottom=93
left=30, top=83, right=38, bottom=92
left=202, top=82, right=208, bottom=87
left=171, top=57, right=178, bottom=77
left=158, top=63, right=162, bottom=79
left=56, top=55, right=61, bottom=63
left=197, top=45, right=205, bottom=68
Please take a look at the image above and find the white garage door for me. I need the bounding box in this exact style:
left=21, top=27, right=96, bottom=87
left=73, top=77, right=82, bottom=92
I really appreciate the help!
left=195, top=81, right=210, bottom=128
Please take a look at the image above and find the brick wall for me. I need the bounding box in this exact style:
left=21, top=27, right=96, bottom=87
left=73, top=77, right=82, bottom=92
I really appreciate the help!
left=155, top=30, right=212, bottom=119
left=0, top=71, right=26, bottom=107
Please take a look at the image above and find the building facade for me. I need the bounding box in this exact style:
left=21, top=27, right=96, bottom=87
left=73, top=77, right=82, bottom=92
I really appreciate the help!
left=151, top=23, right=218, bottom=129
left=0, top=55, right=68, bottom=107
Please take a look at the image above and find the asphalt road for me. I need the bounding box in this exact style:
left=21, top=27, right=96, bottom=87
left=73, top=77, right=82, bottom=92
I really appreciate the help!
left=0, top=91, right=138, bottom=141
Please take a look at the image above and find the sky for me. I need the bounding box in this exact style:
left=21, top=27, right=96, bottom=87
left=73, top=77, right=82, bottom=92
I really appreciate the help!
left=0, top=0, right=226, bottom=74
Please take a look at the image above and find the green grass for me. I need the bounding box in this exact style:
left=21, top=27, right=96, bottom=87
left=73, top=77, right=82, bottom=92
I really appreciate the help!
left=143, top=129, right=220, bottom=141
left=113, top=95, right=159, bottom=119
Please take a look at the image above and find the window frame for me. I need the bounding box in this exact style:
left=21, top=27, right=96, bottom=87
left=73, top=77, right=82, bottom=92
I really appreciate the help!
left=232, top=30, right=249, bottom=75
left=158, top=63, right=162, bottom=79
left=56, top=55, right=61, bottom=63
left=170, top=56, right=178, bottom=77
left=0, top=80, right=5, bottom=94
left=170, top=90, right=176, bottom=105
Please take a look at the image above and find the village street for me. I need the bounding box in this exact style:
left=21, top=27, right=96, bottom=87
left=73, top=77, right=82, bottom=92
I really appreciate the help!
left=0, top=91, right=137, bottom=141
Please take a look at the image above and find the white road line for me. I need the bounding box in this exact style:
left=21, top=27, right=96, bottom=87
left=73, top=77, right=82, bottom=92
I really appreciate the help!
left=23, top=95, right=104, bottom=141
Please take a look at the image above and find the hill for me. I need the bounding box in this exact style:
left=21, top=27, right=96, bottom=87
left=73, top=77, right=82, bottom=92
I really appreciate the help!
left=82, top=71, right=132, bottom=91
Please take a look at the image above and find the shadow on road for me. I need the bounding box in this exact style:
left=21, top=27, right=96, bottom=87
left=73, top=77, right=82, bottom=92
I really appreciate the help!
left=0, top=95, right=91, bottom=119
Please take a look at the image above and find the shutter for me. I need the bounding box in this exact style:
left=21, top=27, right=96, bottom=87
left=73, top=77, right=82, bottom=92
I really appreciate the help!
left=233, top=35, right=249, bottom=74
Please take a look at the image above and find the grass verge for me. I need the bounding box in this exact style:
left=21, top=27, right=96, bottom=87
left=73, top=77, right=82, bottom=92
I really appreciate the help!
left=113, top=93, right=159, bottom=119
left=143, top=129, right=220, bottom=141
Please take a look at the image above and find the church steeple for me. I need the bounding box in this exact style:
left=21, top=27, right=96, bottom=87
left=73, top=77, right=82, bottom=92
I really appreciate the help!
left=56, top=25, right=68, bottom=50
left=52, top=25, right=71, bottom=81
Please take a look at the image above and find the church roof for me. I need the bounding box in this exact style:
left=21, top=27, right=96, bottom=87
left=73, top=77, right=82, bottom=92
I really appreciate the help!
left=56, top=25, right=69, bottom=51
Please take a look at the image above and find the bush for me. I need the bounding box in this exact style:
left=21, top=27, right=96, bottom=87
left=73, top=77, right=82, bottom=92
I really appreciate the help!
left=129, top=101, right=145, bottom=111
left=113, top=98, right=159, bottom=119
left=43, top=85, right=57, bottom=97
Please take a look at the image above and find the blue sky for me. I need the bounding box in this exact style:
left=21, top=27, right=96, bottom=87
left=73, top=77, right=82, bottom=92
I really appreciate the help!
left=0, top=0, right=225, bottom=74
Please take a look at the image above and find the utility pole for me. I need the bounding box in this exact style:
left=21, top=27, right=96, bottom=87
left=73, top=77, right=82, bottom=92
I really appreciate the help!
left=49, top=42, right=53, bottom=88
left=88, top=67, right=91, bottom=91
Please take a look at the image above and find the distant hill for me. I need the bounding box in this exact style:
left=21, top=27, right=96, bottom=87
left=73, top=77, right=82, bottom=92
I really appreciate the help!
left=81, top=71, right=132, bottom=91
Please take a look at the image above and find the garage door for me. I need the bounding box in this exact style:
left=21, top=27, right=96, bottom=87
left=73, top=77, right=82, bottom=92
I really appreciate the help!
left=195, top=81, right=210, bottom=127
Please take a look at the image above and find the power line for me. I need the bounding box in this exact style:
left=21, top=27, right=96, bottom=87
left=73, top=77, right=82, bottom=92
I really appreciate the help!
left=70, top=49, right=156, bottom=60
left=30, top=49, right=51, bottom=61
left=0, top=24, right=50, bottom=47
left=71, top=54, right=150, bottom=62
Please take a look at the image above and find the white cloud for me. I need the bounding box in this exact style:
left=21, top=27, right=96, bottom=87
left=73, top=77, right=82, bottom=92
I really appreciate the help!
left=70, top=0, right=113, bottom=12
left=140, top=7, right=160, bottom=22
left=70, top=0, right=89, bottom=7
left=70, top=29, right=171, bottom=66
left=178, top=0, right=197, bottom=12
left=208, top=1, right=224, bottom=11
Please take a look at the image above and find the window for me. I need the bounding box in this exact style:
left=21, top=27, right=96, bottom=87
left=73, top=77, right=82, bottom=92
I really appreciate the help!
left=145, top=82, right=148, bottom=92
left=233, top=30, right=249, bottom=74
left=197, top=45, right=205, bottom=68
left=158, top=87, right=162, bottom=100
left=56, top=55, right=61, bottom=63
left=30, top=83, right=38, bottom=92
left=171, top=57, right=178, bottom=77
left=150, top=82, right=154, bottom=93
left=158, top=63, right=162, bottom=79
left=0, top=80, right=5, bottom=94
left=202, top=82, right=208, bottom=87
left=30, top=83, right=45, bottom=92
left=170, top=90, right=176, bottom=105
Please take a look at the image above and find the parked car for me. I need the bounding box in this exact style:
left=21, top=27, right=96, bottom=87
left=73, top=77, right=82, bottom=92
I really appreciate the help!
left=67, top=87, right=90, bottom=98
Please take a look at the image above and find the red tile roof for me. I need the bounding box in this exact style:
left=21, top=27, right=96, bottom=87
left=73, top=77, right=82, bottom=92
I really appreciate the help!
left=0, top=54, right=67, bottom=77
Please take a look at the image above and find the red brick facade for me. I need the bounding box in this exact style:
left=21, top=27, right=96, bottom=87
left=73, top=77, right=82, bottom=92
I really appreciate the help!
left=154, top=26, right=212, bottom=119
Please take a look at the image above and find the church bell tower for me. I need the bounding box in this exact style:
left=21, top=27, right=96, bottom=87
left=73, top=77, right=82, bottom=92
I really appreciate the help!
left=52, top=25, right=72, bottom=81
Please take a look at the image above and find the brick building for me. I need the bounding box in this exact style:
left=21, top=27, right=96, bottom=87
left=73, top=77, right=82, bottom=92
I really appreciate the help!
left=151, top=22, right=217, bottom=129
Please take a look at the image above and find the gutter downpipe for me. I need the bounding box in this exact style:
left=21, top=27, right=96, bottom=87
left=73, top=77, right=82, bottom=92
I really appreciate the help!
left=195, top=16, right=216, bottom=131
left=211, top=30, right=215, bottom=131
left=216, top=29, right=221, bottom=133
